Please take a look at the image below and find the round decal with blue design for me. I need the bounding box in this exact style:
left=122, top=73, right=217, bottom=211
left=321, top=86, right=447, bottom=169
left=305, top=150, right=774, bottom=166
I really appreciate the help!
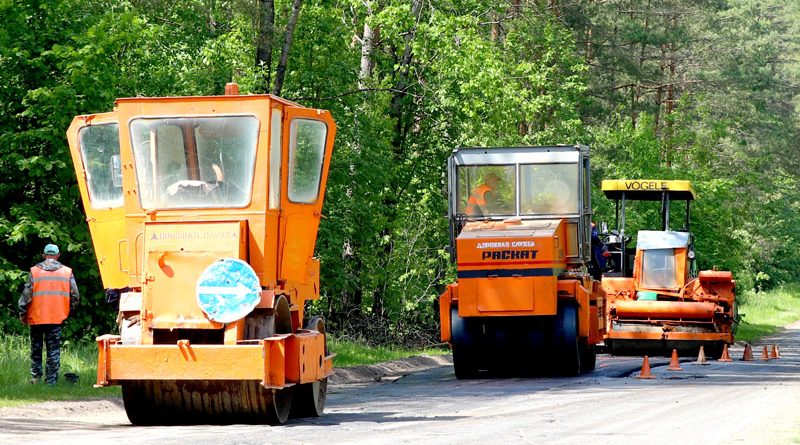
left=196, top=258, right=261, bottom=323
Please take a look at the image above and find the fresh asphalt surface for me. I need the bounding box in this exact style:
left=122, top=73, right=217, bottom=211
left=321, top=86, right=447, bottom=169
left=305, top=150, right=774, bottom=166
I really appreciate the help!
left=2, top=325, right=799, bottom=445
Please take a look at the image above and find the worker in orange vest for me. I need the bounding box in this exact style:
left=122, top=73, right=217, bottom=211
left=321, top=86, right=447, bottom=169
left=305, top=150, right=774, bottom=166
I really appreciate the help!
left=18, top=244, right=80, bottom=385
left=465, top=173, right=502, bottom=217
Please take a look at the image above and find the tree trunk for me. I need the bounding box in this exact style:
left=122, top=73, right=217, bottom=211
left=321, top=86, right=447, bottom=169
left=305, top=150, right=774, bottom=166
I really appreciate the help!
left=272, top=0, right=304, bottom=96
left=255, top=0, right=275, bottom=93
left=490, top=11, right=499, bottom=42
left=359, top=22, right=375, bottom=89
left=372, top=0, right=424, bottom=320
left=654, top=44, right=666, bottom=136
left=632, top=0, right=651, bottom=128
left=389, top=0, right=423, bottom=148
left=548, top=0, right=560, bottom=18
left=665, top=13, right=677, bottom=168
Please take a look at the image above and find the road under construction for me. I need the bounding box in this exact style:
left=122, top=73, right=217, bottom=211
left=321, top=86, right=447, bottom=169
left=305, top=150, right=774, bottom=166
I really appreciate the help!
left=1, top=327, right=798, bottom=444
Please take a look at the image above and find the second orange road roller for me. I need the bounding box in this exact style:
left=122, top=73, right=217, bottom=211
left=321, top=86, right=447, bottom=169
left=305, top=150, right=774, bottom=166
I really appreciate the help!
left=599, top=180, right=737, bottom=357
left=66, top=84, right=335, bottom=424
left=439, top=145, right=606, bottom=378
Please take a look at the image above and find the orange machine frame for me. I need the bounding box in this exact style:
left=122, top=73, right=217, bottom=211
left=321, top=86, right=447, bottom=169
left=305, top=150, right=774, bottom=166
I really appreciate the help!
left=600, top=180, right=736, bottom=353
left=67, top=88, right=336, bottom=390
left=439, top=146, right=606, bottom=377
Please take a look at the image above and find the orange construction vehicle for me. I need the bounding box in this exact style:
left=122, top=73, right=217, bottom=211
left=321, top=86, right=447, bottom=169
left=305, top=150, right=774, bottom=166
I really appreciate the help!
left=439, top=146, right=605, bottom=378
left=600, top=180, right=737, bottom=357
left=66, top=84, right=336, bottom=424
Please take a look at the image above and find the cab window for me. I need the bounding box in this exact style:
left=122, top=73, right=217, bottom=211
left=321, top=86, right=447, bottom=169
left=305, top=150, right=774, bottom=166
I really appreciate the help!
left=78, top=123, right=123, bottom=208
left=519, top=163, right=579, bottom=215
left=641, top=248, right=678, bottom=289
left=287, top=119, right=327, bottom=203
left=456, top=165, right=516, bottom=217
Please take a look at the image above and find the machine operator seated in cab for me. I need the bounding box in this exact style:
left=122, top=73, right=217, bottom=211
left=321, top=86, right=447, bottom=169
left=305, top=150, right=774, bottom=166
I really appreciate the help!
left=462, top=168, right=515, bottom=218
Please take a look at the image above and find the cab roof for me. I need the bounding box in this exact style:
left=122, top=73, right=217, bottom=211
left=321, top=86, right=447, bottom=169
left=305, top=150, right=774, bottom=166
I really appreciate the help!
left=602, top=179, right=696, bottom=201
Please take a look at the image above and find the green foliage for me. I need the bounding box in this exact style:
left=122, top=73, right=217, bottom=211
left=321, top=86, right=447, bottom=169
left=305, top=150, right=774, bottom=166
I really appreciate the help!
left=736, top=284, right=800, bottom=343
left=1, top=0, right=800, bottom=347
left=0, top=334, right=119, bottom=407
left=328, top=337, right=446, bottom=368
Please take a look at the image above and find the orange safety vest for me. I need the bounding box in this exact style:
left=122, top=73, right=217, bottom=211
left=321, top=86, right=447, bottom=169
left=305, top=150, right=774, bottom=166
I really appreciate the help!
left=27, top=266, right=72, bottom=325
left=465, top=184, right=493, bottom=216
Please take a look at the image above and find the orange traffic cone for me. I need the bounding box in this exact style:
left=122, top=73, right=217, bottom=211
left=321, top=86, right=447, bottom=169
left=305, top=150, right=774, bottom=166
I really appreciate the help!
left=696, top=346, right=709, bottom=365
left=770, top=345, right=780, bottom=360
left=636, top=356, right=655, bottom=379
left=742, top=344, right=754, bottom=361
left=718, top=344, right=733, bottom=362
left=668, top=349, right=683, bottom=371
left=762, top=345, right=770, bottom=361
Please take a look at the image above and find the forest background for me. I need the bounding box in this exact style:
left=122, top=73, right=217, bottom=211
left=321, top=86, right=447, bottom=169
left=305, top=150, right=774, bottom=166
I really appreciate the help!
left=1, top=0, right=799, bottom=346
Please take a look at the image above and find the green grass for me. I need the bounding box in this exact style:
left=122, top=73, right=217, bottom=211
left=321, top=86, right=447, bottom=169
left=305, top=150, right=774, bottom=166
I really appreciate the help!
left=329, top=338, right=447, bottom=368
left=736, top=283, right=800, bottom=343
left=0, top=335, right=120, bottom=408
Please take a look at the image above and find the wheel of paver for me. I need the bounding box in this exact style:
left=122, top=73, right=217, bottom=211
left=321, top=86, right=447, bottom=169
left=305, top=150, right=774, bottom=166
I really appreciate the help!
left=704, top=342, right=724, bottom=361
left=267, top=385, right=293, bottom=424
left=451, top=307, right=479, bottom=379
left=554, top=303, right=581, bottom=376
left=262, top=294, right=294, bottom=423
left=605, top=339, right=615, bottom=355
left=290, top=316, right=328, bottom=418
left=579, top=341, right=596, bottom=373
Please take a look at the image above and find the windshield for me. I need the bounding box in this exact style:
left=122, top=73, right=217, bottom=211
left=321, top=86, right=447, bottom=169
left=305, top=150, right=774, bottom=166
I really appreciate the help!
left=456, top=165, right=516, bottom=217
left=455, top=162, right=579, bottom=218
left=520, top=163, right=579, bottom=215
left=641, top=248, right=678, bottom=289
left=130, top=116, right=258, bottom=209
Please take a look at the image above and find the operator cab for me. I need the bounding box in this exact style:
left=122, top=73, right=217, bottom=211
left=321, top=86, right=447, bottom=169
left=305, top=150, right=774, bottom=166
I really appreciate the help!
left=68, top=86, right=335, bottom=301
left=601, top=180, right=697, bottom=291
left=448, top=145, right=593, bottom=265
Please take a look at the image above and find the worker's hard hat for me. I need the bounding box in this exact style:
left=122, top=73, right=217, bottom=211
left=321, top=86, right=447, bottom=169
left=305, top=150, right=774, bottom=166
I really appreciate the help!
left=43, top=244, right=60, bottom=255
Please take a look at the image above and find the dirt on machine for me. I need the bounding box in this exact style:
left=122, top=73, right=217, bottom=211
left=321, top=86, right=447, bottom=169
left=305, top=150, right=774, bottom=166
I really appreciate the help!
left=439, top=146, right=606, bottom=378
left=66, top=84, right=336, bottom=425
left=599, top=180, right=737, bottom=358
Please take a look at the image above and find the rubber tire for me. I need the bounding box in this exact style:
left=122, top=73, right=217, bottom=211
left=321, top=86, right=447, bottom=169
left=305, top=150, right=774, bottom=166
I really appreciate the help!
left=451, top=307, right=479, bottom=379
left=703, top=343, right=724, bottom=361
left=554, top=303, right=581, bottom=376
left=579, top=342, right=597, bottom=373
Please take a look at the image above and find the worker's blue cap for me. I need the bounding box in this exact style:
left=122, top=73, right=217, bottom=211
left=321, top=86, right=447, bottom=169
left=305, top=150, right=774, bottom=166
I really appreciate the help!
left=43, top=244, right=60, bottom=255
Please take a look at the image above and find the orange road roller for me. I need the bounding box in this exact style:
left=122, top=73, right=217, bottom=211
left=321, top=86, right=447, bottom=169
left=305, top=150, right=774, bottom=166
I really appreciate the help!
left=439, top=146, right=606, bottom=378
left=66, top=84, right=335, bottom=424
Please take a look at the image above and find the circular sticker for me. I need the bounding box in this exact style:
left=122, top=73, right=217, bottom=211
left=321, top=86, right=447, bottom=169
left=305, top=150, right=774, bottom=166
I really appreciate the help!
left=196, top=258, right=261, bottom=323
